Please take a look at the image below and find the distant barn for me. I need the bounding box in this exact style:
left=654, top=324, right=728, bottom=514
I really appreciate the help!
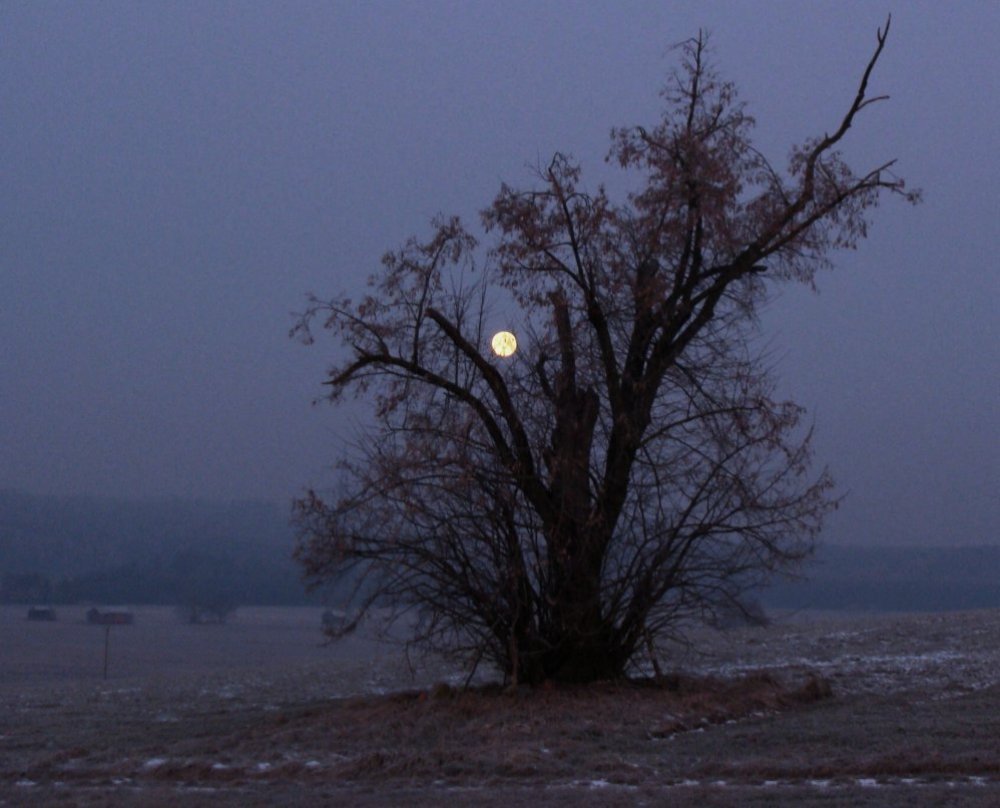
left=26, top=606, right=57, bottom=621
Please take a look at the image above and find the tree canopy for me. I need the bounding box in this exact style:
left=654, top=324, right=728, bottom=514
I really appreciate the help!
left=294, top=21, right=917, bottom=684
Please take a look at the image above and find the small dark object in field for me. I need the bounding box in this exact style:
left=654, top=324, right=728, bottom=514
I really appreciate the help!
left=428, top=682, right=454, bottom=700
left=27, top=606, right=57, bottom=621
left=176, top=603, right=237, bottom=624
left=794, top=672, right=834, bottom=702
left=87, top=607, right=134, bottom=625
left=709, top=597, right=772, bottom=629
left=321, top=608, right=358, bottom=636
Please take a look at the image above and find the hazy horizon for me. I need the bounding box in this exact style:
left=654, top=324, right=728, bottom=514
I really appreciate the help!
left=3, top=2, right=997, bottom=548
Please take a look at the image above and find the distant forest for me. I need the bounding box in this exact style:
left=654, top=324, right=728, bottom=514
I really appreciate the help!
left=762, top=544, right=1000, bottom=612
left=0, top=490, right=997, bottom=613
left=0, top=490, right=315, bottom=609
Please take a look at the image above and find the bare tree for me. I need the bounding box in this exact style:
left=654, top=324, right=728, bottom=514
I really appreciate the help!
left=293, top=21, right=917, bottom=684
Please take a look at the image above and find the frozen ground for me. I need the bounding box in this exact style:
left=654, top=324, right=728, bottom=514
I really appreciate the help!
left=666, top=608, right=1000, bottom=698
left=1, top=605, right=998, bottom=805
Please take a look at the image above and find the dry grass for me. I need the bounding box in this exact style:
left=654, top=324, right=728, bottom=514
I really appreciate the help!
left=229, top=671, right=832, bottom=783
left=6, top=670, right=831, bottom=791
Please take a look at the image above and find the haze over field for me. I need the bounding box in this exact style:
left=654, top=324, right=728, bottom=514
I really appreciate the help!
left=2, top=2, right=997, bottom=551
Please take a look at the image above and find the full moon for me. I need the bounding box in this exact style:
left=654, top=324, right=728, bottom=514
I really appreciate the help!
left=491, top=331, right=517, bottom=357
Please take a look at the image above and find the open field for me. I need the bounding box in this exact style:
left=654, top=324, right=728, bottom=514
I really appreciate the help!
left=1, top=605, right=998, bottom=805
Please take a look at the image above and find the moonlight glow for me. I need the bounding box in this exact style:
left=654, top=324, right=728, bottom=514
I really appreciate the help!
left=491, top=331, right=517, bottom=357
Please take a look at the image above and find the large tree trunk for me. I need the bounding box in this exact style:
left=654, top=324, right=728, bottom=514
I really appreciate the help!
left=515, top=524, right=628, bottom=684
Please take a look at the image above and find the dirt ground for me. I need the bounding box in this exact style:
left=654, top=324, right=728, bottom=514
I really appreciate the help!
left=1, top=605, right=998, bottom=806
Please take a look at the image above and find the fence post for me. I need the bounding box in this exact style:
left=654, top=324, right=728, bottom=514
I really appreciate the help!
left=103, top=625, right=111, bottom=680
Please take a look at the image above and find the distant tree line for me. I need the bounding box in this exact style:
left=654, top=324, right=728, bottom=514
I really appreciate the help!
left=759, top=544, right=1000, bottom=612
left=1, top=550, right=313, bottom=610
left=0, top=491, right=329, bottom=612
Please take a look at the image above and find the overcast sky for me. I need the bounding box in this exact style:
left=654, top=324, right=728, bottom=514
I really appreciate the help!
left=2, top=1, right=997, bottom=547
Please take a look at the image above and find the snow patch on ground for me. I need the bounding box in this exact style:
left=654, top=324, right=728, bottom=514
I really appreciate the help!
left=665, top=612, right=1000, bottom=698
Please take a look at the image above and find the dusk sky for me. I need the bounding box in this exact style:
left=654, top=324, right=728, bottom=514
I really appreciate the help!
left=2, top=1, right=997, bottom=548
